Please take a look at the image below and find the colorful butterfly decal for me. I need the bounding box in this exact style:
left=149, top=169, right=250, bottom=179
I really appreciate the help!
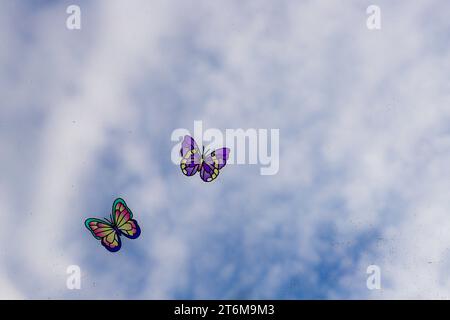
left=85, top=198, right=141, bottom=252
left=180, top=135, right=230, bottom=182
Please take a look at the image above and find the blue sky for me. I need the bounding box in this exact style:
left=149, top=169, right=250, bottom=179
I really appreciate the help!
left=1, top=0, right=450, bottom=299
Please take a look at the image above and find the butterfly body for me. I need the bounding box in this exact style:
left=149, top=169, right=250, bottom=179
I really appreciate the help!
left=85, top=198, right=141, bottom=252
left=180, top=135, right=230, bottom=182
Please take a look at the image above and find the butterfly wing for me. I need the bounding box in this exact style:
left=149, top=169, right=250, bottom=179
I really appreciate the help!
left=112, top=198, right=141, bottom=239
left=85, top=218, right=122, bottom=252
left=213, top=147, right=230, bottom=169
left=200, top=148, right=230, bottom=182
left=180, top=135, right=202, bottom=176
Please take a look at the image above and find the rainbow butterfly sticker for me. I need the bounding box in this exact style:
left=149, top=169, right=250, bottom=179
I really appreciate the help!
left=85, top=198, right=141, bottom=252
left=180, top=135, right=230, bottom=182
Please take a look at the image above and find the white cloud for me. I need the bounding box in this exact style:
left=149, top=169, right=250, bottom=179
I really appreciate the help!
left=0, top=0, right=449, bottom=299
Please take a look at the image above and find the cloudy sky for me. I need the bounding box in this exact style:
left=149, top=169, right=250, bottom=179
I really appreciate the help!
left=0, top=0, right=449, bottom=299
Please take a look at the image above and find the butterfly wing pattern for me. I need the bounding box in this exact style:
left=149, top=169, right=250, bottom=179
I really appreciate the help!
left=85, top=218, right=122, bottom=252
left=112, top=198, right=141, bottom=239
left=200, top=148, right=230, bottom=182
left=85, top=198, right=140, bottom=252
left=180, top=135, right=230, bottom=182
left=180, top=135, right=202, bottom=176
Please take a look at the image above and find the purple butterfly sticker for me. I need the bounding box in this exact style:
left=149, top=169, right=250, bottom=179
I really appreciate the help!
left=180, top=135, right=230, bottom=182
